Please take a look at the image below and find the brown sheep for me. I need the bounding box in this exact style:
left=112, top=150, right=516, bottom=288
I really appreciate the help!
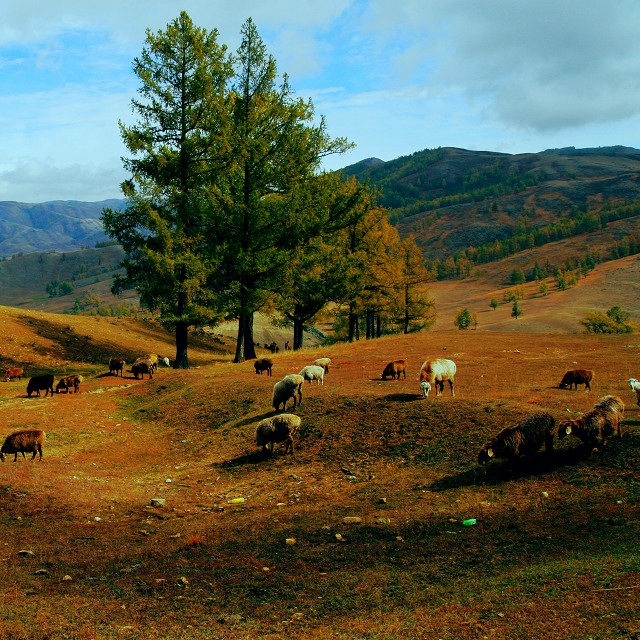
left=56, top=375, right=83, bottom=394
left=419, top=358, right=456, bottom=396
left=130, top=358, right=153, bottom=379
left=255, top=414, right=301, bottom=455
left=254, top=358, right=273, bottom=376
left=109, top=357, right=125, bottom=377
left=558, top=408, right=618, bottom=453
left=5, top=368, right=23, bottom=382
left=593, top=395, right=624, bottom=438
left=26, top=374, right=54, bottom=398
left=382, top=359, right=407, bottom=380
left=0, top=430, right=45, bottom=462
left=478, top=411, right=555, bottom=465
left=559, top=369, right=593, bottom=391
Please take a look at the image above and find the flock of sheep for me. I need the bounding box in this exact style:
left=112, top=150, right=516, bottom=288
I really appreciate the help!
left=1, top=347, right=635, bottom=467
left=0, top=353, right=170, bottom=464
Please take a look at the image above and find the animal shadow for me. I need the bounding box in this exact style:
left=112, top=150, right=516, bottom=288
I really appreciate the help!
left=384, top=393, right=423, bottom=403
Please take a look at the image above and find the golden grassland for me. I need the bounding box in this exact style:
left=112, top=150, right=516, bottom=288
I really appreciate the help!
left=0, top=303, right=638, bottom=639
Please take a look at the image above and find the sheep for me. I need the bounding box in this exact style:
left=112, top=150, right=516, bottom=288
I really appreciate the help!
left=284, top=341, right=292, bottom=351
left=5, top=368, right=23, bottom=382
left=299, top=365, right=324, bottom=385
left=382, top=359, right=407, bottom=380
left=161, top=356, right=170, bottom=367
left=143, top=353, right=159, bottom=372
left=419, top=358, right=456, bottom=397
left=56, top=374, right=83, bottom=394
left=420, top=381, right=432, bottom=397
left=26, top=374, right=54, bottom=398
left=559, top=369, right=593, bottom=391
left=272, top=374, right=304, bottom=411
left=255, top=414, right=301, bottom=455
left=627, top=378, right=640, bottom=407
left=109, top=357, right=125, bottom=377
left=254, top=358, right=273, bottom=376
left=130, top=358, right=153, bottom=380
left=313, top=358, right=332, bottom=374
left=0, top=430, right=45, bottom=462
left=478, top=411, right=555, bottom=465
left=558, top=408, right=619, bottom=453
left=593, top=395, right=624, bottom=438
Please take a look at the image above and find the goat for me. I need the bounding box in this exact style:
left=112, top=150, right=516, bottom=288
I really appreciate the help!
left=0, top=430, right=45, bottom=462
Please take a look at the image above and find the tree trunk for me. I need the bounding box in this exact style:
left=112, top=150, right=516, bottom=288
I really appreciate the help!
left=234, top=313, right=257, bottom=363
left=348, top=304, right=358, bottom=342
left=376, top=314, right=382, bottom=338
left=293, top=318, right=304, bottom=350
left=174, top=321, right=189, bottom=369
left=403, top=284, right=410, bottom=334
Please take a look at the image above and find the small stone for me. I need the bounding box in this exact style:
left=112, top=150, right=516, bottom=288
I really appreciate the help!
left=94, top=517, right=102, bottom=522
left=150, top=498, right=166, bottom=508
left=285, top=538, right=296, bottom=545
left=335, top=533, right=344, bottom=541
left=378, top=497, right=387, bottom=504
left=541, top=491, right=549, bottom=498
left=342, top=516, right=361, bottom=524
left=34, top=569, right=49, bottom=575
left=17, top=550, right=34, bottom=556
left=177, top=576, right=189, bottom=586
left=169, top=533, right=181, bottom=539
left=62, top=575, right=73, bottom=581
left=376, top=518, right=391, bottom=525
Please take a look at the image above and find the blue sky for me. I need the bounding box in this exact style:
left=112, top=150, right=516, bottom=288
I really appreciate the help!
left=2, top=0, right=640, bottom=202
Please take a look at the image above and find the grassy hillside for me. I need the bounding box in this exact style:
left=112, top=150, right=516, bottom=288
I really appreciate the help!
left=0, top=306, right=637, bottom=639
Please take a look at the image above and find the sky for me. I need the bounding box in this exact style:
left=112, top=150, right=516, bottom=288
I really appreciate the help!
left=2, top=0, right=640, bottom=203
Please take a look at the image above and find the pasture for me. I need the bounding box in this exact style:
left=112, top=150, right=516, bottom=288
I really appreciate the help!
left=0, top=310, right=638, bottom=639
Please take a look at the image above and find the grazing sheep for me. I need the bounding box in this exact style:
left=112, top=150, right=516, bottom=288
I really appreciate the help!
left=0, top=430, right=45, bottom=462
left=254, top=358, right=273, bottom=376
left=109, top=357, right=125, bottom=377
left=255, top=414, right=301, bottom=455
left=299, top=365, right=324, bottom=385
left=161, top=356, right=170, bottom=367
left=56, top=374, right=83, bottom=394
left=5, top=368, right=23, bottom=382
left=593, top=395, right=624, bottom=438
left=558, top=408, right=618, bottom=453
left=627, top=378, right=640, bottom=406
left=313, top=358, right=332, bottom=374
left=130, top=358, right=153, bottom=380
left=272, top=374, right=304, bottom=411
left=559, top=369, right=593, bottom=391
left=382, top=359, right=407, bottom=380
left=143, top=354, right=159, bottom=372
left=419, top=358, right=456, bottom=397
left=284, top=341, right=292, bottom=351
left=26, top=374, right=55, bottom=398
left=478, top=411, right=555, bottom=465
left=420, top=381, right=431, bottom=397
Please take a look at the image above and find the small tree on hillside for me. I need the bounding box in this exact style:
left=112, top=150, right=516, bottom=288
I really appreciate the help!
left=490, top=298, right=499, bottom=310
left=454, top=307, right=472, bottom=330
left=511, top=300, right=522, bottom=319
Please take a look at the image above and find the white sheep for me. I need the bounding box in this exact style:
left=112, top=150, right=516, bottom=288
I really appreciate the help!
left=272, top=374, right=304, bottom=411
left=255, top=414, right=301, bottom=455
left=420, top=381, right=431, bottom=398
left=299, top=365, right=324, bottom=385
left=627, top=378, right=640, bottom=407
left=313, top=358, right=332, bottom=374
left=419, top=358, right=456, bottom=397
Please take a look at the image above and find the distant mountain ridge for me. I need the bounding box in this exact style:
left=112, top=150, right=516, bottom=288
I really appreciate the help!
left=0, top=199, right=125, bottom=256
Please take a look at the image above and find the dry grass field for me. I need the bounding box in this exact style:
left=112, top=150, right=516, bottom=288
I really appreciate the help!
left=0, top=303, right=638, bottom=639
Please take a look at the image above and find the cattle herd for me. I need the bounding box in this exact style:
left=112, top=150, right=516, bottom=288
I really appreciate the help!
left=0, top=349, right=634, bottom=467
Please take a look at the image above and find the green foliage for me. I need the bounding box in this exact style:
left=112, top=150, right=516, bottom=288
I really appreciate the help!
left=490, top=298, right=499, bottom=310
left=539, top=281, right=548, bottom=296
left=511, top=300, right=522, bottom=319
left=45, top=280, right=75, bottom=297
left=454, top=307, right=472, bottom=330
left=510, top=268, right=526, bottom=284
left=581, top=306, right=636, bottom=334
